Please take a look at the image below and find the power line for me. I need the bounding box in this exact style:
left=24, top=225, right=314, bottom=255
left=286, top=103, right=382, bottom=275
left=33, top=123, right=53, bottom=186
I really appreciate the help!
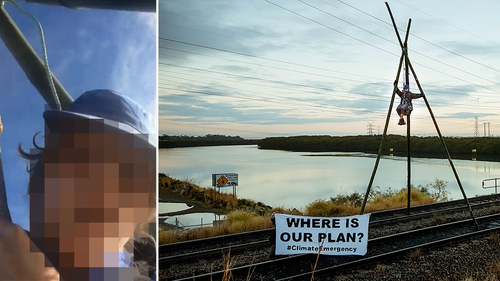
left=160, top=45, right=383, bottom=81
left=161, top=60, right=500, bottom=106
left=159, top=79, right=361, bottom=115
left=160, top=38, right=387, bottom=81
left=395, top=0, right=500, bottom=49
left=160, top=11, right=393, bottom=62
left=161, top=38, right=500, bottom=96
left=299, top=0, right=396, bottom=46
left=264, top=0, right=398, bottom=57
left=160, top=69, right=500, bottom=114
left=298, top=0, right=500, bottom=87
left=337, top=0, right=500, bottom=74
left=161, top=74, right=500, bottom=128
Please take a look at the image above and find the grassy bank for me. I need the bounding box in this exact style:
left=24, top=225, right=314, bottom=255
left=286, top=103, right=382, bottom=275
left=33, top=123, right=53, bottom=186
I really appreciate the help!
left=159, top=175, right=449, bottom=244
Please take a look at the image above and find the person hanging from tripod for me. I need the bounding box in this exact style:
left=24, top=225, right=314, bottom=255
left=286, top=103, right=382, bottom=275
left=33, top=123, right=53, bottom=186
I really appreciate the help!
left=394, top=82, right=424, bottom=126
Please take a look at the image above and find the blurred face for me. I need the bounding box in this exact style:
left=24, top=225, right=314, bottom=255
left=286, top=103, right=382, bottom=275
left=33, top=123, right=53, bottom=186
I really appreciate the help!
left=30, top=129, right=154, bottom=269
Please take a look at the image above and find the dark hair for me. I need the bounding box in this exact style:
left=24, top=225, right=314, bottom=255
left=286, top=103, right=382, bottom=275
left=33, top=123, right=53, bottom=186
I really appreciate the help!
left=18, top=133, right=156, bottom=280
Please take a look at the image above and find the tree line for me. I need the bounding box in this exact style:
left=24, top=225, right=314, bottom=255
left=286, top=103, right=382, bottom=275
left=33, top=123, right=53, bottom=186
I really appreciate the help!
left=159, top=134, right=259, bottom=148
left=257, top=135, right=500, bottom=160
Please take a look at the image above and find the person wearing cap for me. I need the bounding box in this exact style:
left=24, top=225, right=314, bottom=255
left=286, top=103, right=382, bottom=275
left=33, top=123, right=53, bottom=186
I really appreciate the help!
left=0, top=89, right=156, bottom=281
left=395, top=83, right=424, bottom=126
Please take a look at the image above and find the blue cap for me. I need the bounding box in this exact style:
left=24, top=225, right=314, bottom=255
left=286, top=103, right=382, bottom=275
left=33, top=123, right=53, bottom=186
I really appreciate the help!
left=404, top=85, right=409, bottom=89
left=43, top=89, right=156, bottom=148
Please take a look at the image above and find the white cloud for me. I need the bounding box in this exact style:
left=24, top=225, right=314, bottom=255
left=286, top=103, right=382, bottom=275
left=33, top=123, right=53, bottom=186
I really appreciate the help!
left=109, top=12, right=157, bottom=138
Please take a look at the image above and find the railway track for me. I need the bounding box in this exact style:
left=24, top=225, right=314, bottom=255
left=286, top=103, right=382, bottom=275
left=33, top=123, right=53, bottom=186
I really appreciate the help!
left=160, top=193, right=500, bottom=280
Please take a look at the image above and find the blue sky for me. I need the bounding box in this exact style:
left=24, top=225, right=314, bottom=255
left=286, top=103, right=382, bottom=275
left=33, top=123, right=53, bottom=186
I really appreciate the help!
left=160, top=0, right=500, bottom=139
left=0, top=2, right=156, bottom=230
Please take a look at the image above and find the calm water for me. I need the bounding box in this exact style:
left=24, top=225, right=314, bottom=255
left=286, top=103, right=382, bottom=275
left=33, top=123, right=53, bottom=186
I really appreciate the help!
left=160, top=145, right=500, bottom=211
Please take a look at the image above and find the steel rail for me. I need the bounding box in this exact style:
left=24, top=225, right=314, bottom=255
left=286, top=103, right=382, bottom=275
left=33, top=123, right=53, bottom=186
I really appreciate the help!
left=160, top=240, right=271, bottom=264
left=169, top=212, right=500, bottom=280
left=280, top=225, right=500, bottom=280
left=161, top=199, right=500, bottom=264
left=161, top=193, right=500, bottom=248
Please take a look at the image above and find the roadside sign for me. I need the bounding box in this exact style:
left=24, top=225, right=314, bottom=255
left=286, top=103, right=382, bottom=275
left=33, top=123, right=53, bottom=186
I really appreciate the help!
left=217, top=175, right=228, bottom=186
left=212, top=173, right=238, bottom=187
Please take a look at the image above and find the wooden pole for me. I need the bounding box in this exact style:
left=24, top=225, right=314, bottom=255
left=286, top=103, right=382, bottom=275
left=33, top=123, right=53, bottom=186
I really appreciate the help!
left=0, top=6, right=73, bottom=109
left=385, top=2, right=477, bottom=228
left=360, top=53, right=404, bottom=215
left=404, top=25, right=411, bottom=215
left=360, top=12, right=412, bottom=215
left=406, top=113, right=411, bottom=214
left=405, top=60, right=480, bottom=230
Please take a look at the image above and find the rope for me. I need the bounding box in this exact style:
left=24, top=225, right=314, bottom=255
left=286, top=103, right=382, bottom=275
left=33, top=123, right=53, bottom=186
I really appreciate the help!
left=5, top=1, right=61, bottom=110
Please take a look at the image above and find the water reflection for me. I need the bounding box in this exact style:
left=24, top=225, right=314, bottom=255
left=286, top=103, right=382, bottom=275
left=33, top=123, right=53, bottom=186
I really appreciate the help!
left=160, top=213, right=226, bottom=229
left=160, top=145, right=500, bottom=210
left=158, top=202, right=193, bottom=214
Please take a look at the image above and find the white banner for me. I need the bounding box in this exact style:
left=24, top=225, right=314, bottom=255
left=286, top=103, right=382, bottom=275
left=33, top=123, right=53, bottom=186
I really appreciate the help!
left=275, top=213, right=370, bottom=256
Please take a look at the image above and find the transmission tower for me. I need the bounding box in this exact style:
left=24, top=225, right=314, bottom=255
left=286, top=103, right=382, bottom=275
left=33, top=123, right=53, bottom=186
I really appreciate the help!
left=367, top=122, right=374, bottom=135
left=474, top=116, right=479, bottom=137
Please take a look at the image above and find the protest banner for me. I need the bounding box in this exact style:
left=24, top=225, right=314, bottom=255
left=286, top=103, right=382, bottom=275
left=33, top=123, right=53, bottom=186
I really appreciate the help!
left=275, top=213, right=370, bottom=256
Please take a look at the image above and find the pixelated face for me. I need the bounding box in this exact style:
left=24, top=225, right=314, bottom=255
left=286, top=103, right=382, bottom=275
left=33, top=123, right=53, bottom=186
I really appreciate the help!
left=30, top=127, right=155, bottom=269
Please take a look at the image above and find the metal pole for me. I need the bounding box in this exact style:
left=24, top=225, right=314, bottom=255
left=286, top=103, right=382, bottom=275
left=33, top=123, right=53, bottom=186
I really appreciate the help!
left=360, top=53, right=405, bottom=214
left=406, top=59, right=480, bottom=230
left=0, top=6, right=73, bottom=109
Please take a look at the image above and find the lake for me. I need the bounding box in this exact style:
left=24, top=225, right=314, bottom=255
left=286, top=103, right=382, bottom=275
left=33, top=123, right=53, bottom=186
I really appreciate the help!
left=160, top=145, right=500, bottom=211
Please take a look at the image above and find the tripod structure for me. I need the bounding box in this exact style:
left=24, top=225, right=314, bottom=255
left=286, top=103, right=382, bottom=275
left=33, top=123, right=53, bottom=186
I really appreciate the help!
left=359, top=3, right=479, bottom=230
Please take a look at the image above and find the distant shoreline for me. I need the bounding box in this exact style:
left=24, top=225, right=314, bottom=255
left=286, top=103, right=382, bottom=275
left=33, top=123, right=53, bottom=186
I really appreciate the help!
left=160, top=135, right=500, bottom=162
left=257, top=135, right=500, bottom=162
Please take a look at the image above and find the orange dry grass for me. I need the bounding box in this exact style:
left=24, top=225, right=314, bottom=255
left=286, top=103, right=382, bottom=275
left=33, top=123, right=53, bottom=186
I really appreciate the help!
left=305, top=200, right=359, bottom=217
left=159, top=210, right=274, bottom=244
left=159, top=187, right=436, bottom=244
left=364, top=187, right=435, bottom=213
